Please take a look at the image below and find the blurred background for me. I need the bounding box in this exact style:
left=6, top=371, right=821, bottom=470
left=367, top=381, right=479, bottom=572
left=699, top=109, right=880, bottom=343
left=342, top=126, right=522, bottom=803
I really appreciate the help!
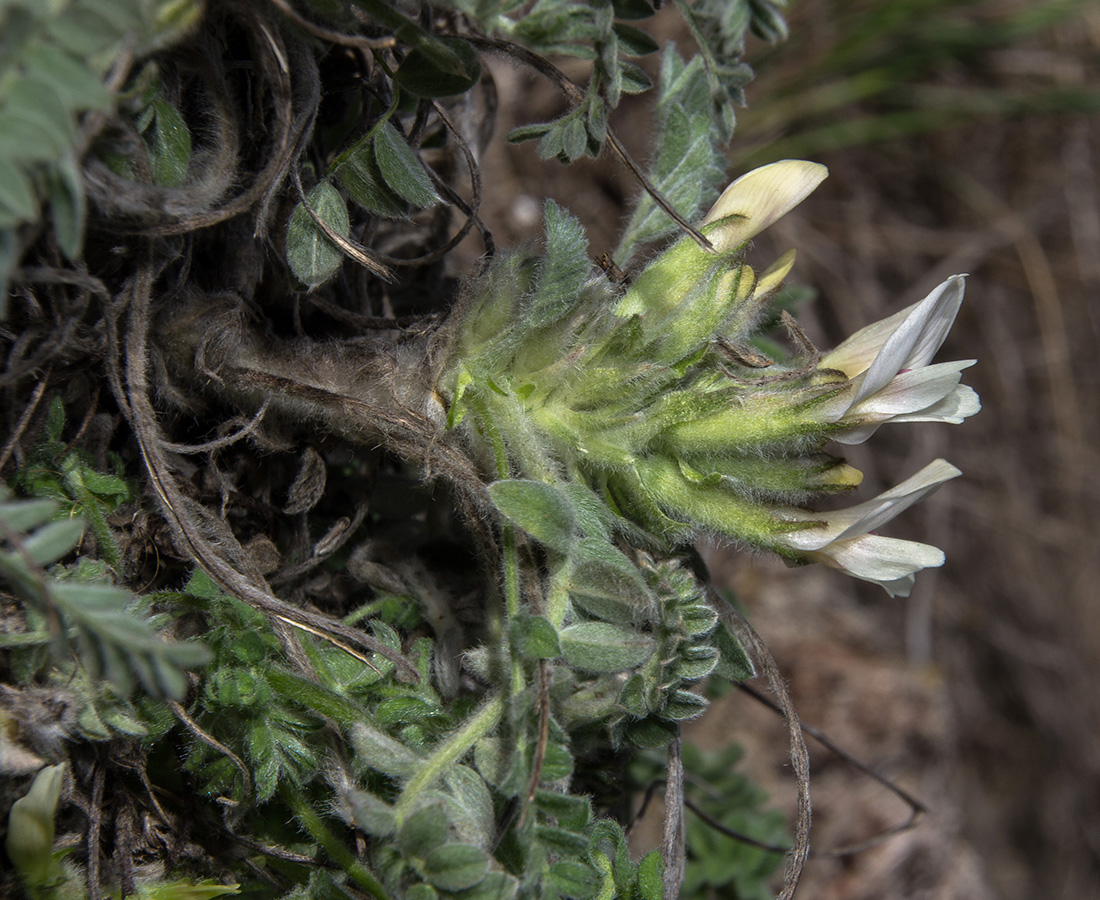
left=469, top=1, right=1100, bottom=896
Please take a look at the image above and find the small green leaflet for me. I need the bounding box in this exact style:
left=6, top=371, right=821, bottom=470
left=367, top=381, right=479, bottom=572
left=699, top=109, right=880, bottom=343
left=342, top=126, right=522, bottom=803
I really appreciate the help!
left=146, top=99, right=192, bottom=187
left=487, top=480, right=576, bottom=552
left=372, top=121, right=440, bottom=208
left=286, top=182, right=350, bottom=288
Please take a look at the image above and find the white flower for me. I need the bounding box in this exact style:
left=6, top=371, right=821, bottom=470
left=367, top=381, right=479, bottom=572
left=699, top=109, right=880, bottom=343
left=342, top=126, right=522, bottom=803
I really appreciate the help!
left=820, top=276, right=981, bottom=444
left=701, top=160, right=829, bottom=254
left=776, top=459, right=962, bottom=596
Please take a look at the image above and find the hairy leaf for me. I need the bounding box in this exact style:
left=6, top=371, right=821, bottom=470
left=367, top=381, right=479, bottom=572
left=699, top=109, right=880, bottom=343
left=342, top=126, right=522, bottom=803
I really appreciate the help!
left=558, top=622, right=655, bottom=673
left=372, top=121, right=440, bottom=208
left=286, top=181, right=350, bottom=287
left=488, top=480, right=576, bottom=552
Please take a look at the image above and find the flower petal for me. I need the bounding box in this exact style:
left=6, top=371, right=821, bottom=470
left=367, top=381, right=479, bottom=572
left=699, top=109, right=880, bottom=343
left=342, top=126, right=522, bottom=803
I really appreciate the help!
left=853, top=276, right=967, bottom=403
left=807, top=534, right=946, bottom=597
left=701, top=160, right=828, bottom=253
left=780, top=459, right=962, bottom=550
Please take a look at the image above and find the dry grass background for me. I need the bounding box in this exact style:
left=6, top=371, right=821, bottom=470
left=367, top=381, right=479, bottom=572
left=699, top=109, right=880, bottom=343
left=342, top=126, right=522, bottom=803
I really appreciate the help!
left=470, top=1, right=1100, bottom=896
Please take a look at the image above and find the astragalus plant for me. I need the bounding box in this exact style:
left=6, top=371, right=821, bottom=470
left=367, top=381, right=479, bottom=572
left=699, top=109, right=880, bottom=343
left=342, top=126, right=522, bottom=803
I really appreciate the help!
left=0, top=2, right=977, bottom=900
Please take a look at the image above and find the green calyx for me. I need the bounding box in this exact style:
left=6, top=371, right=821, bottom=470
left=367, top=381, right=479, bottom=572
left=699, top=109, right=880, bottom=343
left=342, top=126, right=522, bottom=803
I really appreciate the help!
left=439, top=194, right=863, bottom=561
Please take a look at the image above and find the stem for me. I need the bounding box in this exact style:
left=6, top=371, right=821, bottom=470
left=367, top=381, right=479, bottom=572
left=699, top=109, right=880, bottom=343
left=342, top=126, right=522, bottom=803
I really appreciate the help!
left=466, top=392, right=526, bottom=694
left=395, top=692, right=505, bottom=820
left=286, top=791, right=391, bottom=900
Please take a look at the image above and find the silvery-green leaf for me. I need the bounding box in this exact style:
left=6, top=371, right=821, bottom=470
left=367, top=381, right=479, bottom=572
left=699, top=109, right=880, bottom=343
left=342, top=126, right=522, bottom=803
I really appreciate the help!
left=672, top=645, right=719, bottom=681
left=345, top=789, right=396, bottom=837
left=452, top=871, right=518, bottom=900
left=394, top=36, right=481, bottom=98
left=338, top=140, right=410, bottom=218
left=487, top=480, right=576, bottom=552
left=515, top=614, right=560, bottom=659
left=567, top=540, right=652, bottom=624
left=47, top=154, right=84, bottom=259
left=146, top=100, right=192, bottom=187
left=372, top=121, right=439, bottom=208
left=547, top=861, right=600, bottom=900
left=559, top=622, right=655, bottom=673
left=535, top=824, right=590, bottom=856
left=659, top=688, right=708, bottom=720
left=0, top=157, right=36, bottom=222
left=713, top=623, right=755, bottom=682
left=350, top=722, right=423, bottom=778
left=20, top=518, right=84, bottom=566
left=286, top=182, right=349, bottom=287
left=420, top=844, right=490, bottom=892
left=398, top=803, right=452, bottom=858
left=625, top=717, right=677, bottom=748
left=444, top=765, right=494, bottom=844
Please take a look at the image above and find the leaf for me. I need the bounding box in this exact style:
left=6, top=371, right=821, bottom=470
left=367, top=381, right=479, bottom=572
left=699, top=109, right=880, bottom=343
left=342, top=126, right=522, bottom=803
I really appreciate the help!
left=345, top=790, right=396, bottom=837
left=523, top=201, right=590, bottom=329
left=507, top=122, right=554, bottom=144
left=487, top=480, right=576, bottom=553
left=535, top=824, right=591, bottom=856
left=21, top=517, right=84, bottom=566
left=5, top=763, right=64, bottom=884
left=450, top=871, right=518, bottom=900
left=48, top=581, right=211, bottom=699
left=0, top=228, right=16, bottom=317
left=567, top=540, right=653, bottom=624
left=713, top=622, right=755, bottom=681
left=613, top=22, right=659, bottom=56
left=561, top=116, right=587, bottom=161
left=337, top=140, right=410, bottom=218
left=558, top=622, right=655, bottom=673
left=635, top=850, right=664, bottom=900
left=46, top=5, right=123, bottom=57
left=147, top=100, right=192, bottom=187
left=0, top=157, right=37, bottom=221
left=625, top=717, right=677, bottom=748
left=619, top=61, right=653, bottom=95
left=547, top=861, right=600, bottom=900
left=350, top=722, right=423, bottom=778
left=514, top=614, right=560, bottom=659
left=659, top=688, right=708, bottom=720
left=47, top=153, right=85, bottom=259
left=286, top=181, right=350, bottom=287
left=444, top=766, right=494, bottom=843
left=615, top=48, right=727, bottom=264
left=398, top=804, right=451, bottom=859
left=395, top=36, right=482, bottom=98
left=420, top=844, right=490, bottom=892
left=372, top=121, right=440, bottom=208
left=0, top=498, right=58, bottom=533
left=22, top=42, right=111, bottom=110
left=533, top=790, right=591, bottom=826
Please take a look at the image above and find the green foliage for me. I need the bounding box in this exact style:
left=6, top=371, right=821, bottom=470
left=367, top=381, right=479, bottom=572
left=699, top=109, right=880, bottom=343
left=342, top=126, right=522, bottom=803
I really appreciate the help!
left=615, top=47, right=729, bottom=264
left=0, top=485, right=210, bottom=704
left=0, top=2, right=815, bottom=898
left=288, top=182, right=352, bottom=288
left=17, top=397, right=132, bottom=567
left=0, top=0, right=203, bottom=307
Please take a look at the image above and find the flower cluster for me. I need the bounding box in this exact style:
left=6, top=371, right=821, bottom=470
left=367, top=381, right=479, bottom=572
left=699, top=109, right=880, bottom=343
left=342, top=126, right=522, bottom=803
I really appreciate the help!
left=441, top=160, right=979, bottom=596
